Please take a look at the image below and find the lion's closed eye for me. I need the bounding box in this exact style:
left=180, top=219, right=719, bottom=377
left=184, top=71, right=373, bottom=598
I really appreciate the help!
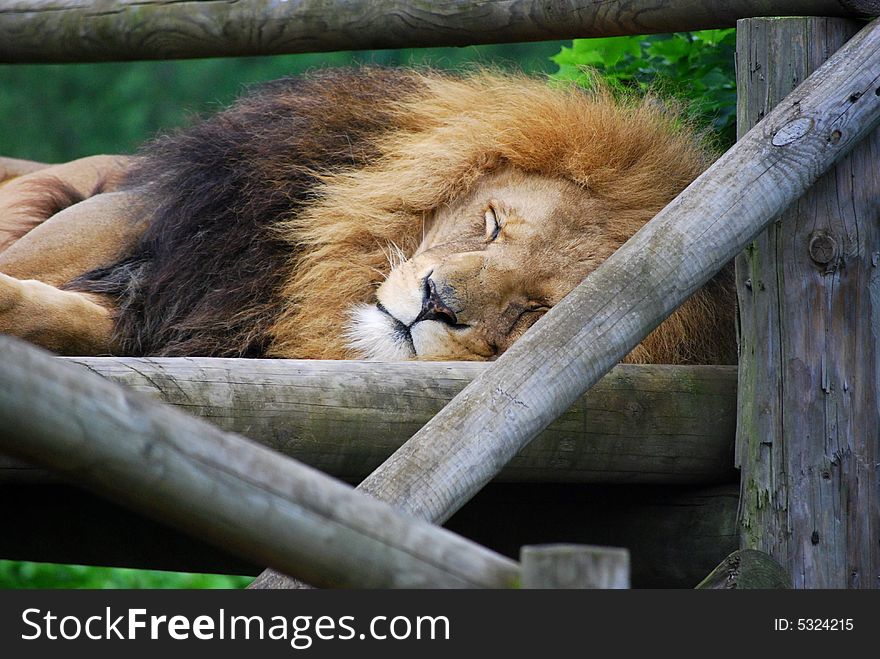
left=494, top=303, right=550, bottom=340
left=513, top=305, right=549, bottom=330
left=484, top=203, right=504, bottom=242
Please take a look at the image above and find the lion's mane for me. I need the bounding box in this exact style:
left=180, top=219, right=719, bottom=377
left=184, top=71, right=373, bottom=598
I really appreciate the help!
left=70, top=67, right=734, bottom=364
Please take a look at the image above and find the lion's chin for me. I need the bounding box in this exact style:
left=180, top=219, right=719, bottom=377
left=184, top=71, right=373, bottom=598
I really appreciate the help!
left=345, top=303, right=416, bottom=360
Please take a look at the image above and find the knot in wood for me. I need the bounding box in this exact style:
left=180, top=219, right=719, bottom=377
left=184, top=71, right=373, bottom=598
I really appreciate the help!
left=808, top=231, right=838, bottom=266
left=771, top=117, right=814, bottom=146
left=625, top=401, right=644, bottom=420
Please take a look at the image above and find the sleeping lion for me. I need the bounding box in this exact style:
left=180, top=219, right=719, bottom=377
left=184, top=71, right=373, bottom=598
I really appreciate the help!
left=0, top=68, right=735, bottom=364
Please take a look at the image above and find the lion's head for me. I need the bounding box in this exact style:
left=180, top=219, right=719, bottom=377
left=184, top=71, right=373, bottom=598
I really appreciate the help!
left=347, top=167, right=615, bottom=360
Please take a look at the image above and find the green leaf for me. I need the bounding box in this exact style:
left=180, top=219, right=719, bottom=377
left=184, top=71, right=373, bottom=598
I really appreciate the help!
left=567, top=36, right=642, bottom=69
left=548, top=29, right=736, bottom=148
left=646, top=35, right=691, bottom=63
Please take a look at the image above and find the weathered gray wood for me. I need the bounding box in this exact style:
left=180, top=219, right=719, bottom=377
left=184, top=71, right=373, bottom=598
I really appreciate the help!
left=0, top=358, right=737, bottom=486
left=0, top=482, right=737, bottom=588
left=0, top=1, right=877, bottom=63
left=521, top=544, right=630, bottom=588
left=695, top=549, right=792, bottom=589
left=0, top=335, right=520, bottom=589
left=254, top=17, right=880, bottom=589
left=736, top=17, right=880, bottom=589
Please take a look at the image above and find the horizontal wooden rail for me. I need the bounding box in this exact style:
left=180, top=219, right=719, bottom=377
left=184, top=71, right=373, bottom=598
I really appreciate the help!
left=0, top=359, right=737, bottom=485
left=0, top=335, right=519, bottom=589
left=0, top=1, right=877, bottom=63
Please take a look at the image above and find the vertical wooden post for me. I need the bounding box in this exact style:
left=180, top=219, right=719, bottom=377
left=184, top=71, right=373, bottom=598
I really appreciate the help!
left=520, top=544, right=630, bottom=589
left=736, top=17, right=880, bottom=588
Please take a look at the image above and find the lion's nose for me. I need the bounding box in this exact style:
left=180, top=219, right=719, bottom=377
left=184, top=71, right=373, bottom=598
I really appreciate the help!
left=414, top=277, right=458, bottom=326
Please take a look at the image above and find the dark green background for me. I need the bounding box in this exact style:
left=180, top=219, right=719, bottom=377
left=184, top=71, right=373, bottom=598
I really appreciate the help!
left=0, top=43, right=564, bottom=163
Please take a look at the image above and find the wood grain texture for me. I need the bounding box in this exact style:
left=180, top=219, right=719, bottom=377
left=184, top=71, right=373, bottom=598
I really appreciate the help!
left=0, top=335, right=519, bottom=588
left=735, top=17, right=880, bottom=589
left=0, top=1, right=877, bottom=63
left=695, top=549, right=792, bottom=589
left=521, top=544, right=630, bottom=588
left=254, top=17, right=880, bottom=589
left=0, top=358, right=738, bottom=486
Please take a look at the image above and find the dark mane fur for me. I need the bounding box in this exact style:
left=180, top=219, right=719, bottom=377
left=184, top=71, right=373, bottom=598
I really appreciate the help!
left=68, top=68, right=419, bottom=357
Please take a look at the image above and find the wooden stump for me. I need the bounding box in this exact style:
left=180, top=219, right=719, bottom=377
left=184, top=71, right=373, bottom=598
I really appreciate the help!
left=521, top=544, right=630, bottom=589
left=695, top=549, right=791, bottom=589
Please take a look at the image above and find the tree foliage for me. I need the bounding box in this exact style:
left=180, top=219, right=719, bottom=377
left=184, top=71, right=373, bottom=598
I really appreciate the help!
left=550, top=30, right=736, bottom=146
left=0, top=560, right=250, bottom=589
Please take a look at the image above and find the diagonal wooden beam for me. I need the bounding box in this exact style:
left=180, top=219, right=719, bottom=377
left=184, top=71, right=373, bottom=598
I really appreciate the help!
left=0, top=335, right=520, bottom=589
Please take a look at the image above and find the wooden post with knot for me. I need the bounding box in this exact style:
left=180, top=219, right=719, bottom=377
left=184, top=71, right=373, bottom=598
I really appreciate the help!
left=735, top=16, right=880, bottom=588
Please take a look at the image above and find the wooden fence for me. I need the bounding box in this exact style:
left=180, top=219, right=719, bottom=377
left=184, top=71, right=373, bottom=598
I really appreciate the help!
left=1, top=1, right=879, bottom=589
left=1, top=359, right=738, bottom=486
left=1, top=1, right=878, bottom=63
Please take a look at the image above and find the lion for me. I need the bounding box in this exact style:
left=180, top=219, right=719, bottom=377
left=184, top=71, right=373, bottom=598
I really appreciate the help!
left=0, top=68, right=735, bottom=364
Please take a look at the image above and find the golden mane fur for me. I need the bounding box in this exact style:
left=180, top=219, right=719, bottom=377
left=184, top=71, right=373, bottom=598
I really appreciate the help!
left=272, top=71, right=733, bottom=363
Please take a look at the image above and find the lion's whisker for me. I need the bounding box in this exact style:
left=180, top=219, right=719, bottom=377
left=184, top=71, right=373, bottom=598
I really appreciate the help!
left=367, top=265, right=389, bottom=280
left=388, top=240, right=407, bottom=270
